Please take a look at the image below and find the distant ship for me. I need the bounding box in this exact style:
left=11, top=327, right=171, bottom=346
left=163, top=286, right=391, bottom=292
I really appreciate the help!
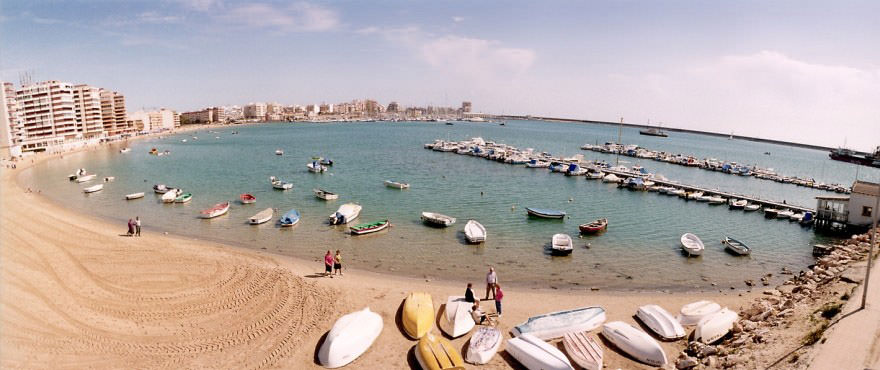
left=639, top=127, right=668, bottom=137
left=829, top=146, right=880, bottom=168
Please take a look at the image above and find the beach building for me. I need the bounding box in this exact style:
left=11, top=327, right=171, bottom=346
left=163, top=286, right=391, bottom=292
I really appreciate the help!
left=210, top=106, right=226, bottom=123
left=99, top=89, right=129, bottom=136
left=243, top=102, right=267, bottom=120
left=815, top=180, right=879, bottom=231
left=128, top=108, right=179, bottom=132
left=461, top=101, right=472, bottom=113
left=72, top=84, right=105, bottom=138
left=0, top=82, right=22, bottom=157
left=15, top=80, right=78, bottom=152
left=180, top=109, right=213, bottom=124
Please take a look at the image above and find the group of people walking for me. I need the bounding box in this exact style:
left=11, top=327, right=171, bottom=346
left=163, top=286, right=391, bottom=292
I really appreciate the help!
left=126, top=216, right=141, bottom=237
left=465, top=267, right=504, bottom=325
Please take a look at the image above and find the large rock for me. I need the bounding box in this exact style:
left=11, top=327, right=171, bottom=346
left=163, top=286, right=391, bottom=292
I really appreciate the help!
left=676, top=356, right=700, bottom=369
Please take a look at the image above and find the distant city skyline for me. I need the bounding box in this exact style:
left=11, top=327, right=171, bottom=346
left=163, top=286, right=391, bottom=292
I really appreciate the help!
left=2, top=1, right=878, bottom=151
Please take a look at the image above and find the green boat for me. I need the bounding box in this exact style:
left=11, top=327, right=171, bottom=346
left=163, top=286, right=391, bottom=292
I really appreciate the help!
left=350, top=219, right=390, bottom=235
left=174, top=192, right=193, bottom=203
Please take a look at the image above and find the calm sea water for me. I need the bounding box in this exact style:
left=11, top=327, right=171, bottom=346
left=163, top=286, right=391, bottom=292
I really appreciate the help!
left=20, top=120, right=880, bottom=291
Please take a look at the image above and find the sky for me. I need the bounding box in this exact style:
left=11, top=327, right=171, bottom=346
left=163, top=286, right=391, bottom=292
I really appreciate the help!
left=1, top=0, right=878, bottom=151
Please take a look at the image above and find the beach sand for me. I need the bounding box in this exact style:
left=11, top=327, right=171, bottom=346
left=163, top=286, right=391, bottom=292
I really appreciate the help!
left=1, top=148, right=762, bottom=369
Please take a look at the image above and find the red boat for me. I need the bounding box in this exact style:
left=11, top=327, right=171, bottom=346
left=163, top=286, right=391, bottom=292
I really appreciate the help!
left=579, top=218, right=608, bottom=234
left=240, top=193, right=256, bottom=204
left=200, top=201, right=230, bottom=219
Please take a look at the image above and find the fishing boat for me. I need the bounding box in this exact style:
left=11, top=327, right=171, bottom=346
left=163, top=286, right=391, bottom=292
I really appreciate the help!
left=777, top=209, right=794, bottom=219
left=384, top=180, right=410, bottom=189
left=153, top=184, right=170, bottom=194
left=75, top=174, right=96, bottom=183
left=319, top=157, right=334, bottom=166
left=421, top=212, right=456, bottom=227
left=722, top=237, right=751, bottom=255
left=174, top=192, right=193, bottom=203
left=551, top=234, right=573, bottom=256
left=329, top=203, right=362, bottom=225
left=565, top=163, right=588, bottom=176
left=402, top=292, right=434, bottom=339
left=125, top=192, right=145, bottom=200
left=275, top=149, right=283, bottom=155
left=83, top=184, right=103, bottom=193
left=279, top=209, right=300, bottom=227
left=680, top=233, right=705, bottom=257
left=463, top=220, right=487, bottom=243
left=579, top=218, right=608, bottom=234
left=270, top=176, right=293, bottom=190
left=526, top=207, right=566, bottom=219
left=104, top=176, right=115, bottom=182
left=707, top=196, right=726, bottom=205
left=511, top=306, right=606, bottom=340
left=161, top=189, right=181, bottom=203
left=526, top=159, right=550, bottom=168
left=119, top=148, right=131, bottom=153
left=562, top=331, right=603, bottom=370
left=763, top=208, right=780, bottom=218
left=200, top=201, right=230, bottom=219
left=601, top=174, right=621, bottom=183
left=636, top=305, right=686, bottom=340
left=248, top=208, right=274, bottom=225
left=415, top=333, right=465, bottom=370
left=678, top=300, right=722, bottom=326
left=313, top=188, right=339, bottom=200
left=695, top=308, right=739, bottom=344
left=601, top=321, right=667, bottom=366
left=585, top=170, right=604, bottom=179
left=506, top=333, right=574, bottom=370
left=729, top=199, right=748, bottom=209
left=307, top=161, right=327, bottom=173
left=466, top=327, right=502, bottom=365
left=349, top=219, right=389, bottom=235
left=239, top=193, right=256, bottom=204
left=439, top=296, right=476, bottom=338
left=317, top=307, right=383, bottom=368
left=744, top=204, right=761, bottom=212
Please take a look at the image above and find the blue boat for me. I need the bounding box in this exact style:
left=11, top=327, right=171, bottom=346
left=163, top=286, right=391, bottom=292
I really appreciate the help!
left=548, top=162, right=566, bottom=173
left=280, top=209, right=301, bottom=227
left=526, top=207, right=566, bottom=219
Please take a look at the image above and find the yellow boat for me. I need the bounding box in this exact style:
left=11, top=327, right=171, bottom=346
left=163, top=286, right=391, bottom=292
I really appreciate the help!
left=415, top=333, right=466, bottom=370
left=402, top=292, right=434, bottom=339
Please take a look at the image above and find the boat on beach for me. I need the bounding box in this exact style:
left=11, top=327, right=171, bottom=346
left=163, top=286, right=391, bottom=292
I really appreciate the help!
left=601, top=321, right=667, bottom=366
left=174, top=192, right=192, bottom=203
left=695, top=308, right=739, bottom=344
left=415, top=333, right=465, bottom=370
left=507, top=333, right=574, bottom=370
left=75, top=174, right=96, bottom=183
left=551, top=233, right=573, bottom=255
left=318, top=307, right=383, bottom=368
left=249, top=208, right=274, bottom=225
left=439, top=296, right=475, bottom=338
left=511, top=306, right=606, bottom=340
left=526, top=207, right=566, bottom=219
left=466, top=327, right=502, bottom=365
left=240, top=193, right=256, bottom=204
left=402, top=292, right=434, bottom=339
left=349, top=219, right=389, bottom=235
left=636, top=305, right=686, bottom=340
left=384, top=180, right=410, bottom=189
left=279, top=209, right=301, bottom=227
left=83, top=184, right=103, bottom=193
left=421, top=212, right=456, bottom=227
left=200, top=201, right=230, bottom=219
left=125, top=192, right=145, bottom=200
left=313, top=188, right=339, bottom=200
left=680, top=233, right=705, bottom=256
left=463, top=220, right=487, bottom=243
left=562, top=331, right=603, bottom=370
left=722, top=237, right=751, bottom=255
left=578, top=218, right=608, bottom=234
left=329, top=203, right=362, bottom=225
left=678, top=300, right=722, bottom=326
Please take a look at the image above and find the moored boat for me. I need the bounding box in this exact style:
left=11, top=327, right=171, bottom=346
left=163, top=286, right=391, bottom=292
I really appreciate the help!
left=707, top=196, right=726, bottom=205
left=402, top=292, right=434, bottom=339
left=318, top=307, right=383, bottom=368
left=678, top=300, right=722, bottom=326
left=161, top=189, right=181, bottom=203
left=75, top=174, right=96, bottom=183
left=83, top=184, right=103, bottom=193
left=578, top=218, right=608, bottom=234
left=466, top=326, right=502, bottom=365
left=526, top=207, right=566, bottom=219
left=439, top=296, right=475, bottom=338
left=349, top=219, right=389, bottom=235
left=695, top=308, right=739, bottom=344
left=506, top=333, right=574, bottom=370
left=777, top=209, right=794, bottom=219
left=601, top=174, right=621, bottom=183
left=415, top=333, right=465, bottom=370
left=384, top=180, right=410, bottom=189
left=744, top=204, right=761, bottom=212
left=636, top=305, right=686, bottom=340
left=313, top=188, right=339, bottom=200
left=307, top=161, right=328, bottom=173
left=279, top=209, right=301, bottom=227
left=680, top=233, right=705, bottom=257
left=125, top=192, right=145, bottom=200
left=249, top=208, right=274, bottom=225
left=270, top=176, right=293, bottom=190
left=174, top=192, right=193, bottom=203
left=729, top=199, right=748, bottom=209
left=153, top=184, right=170, bottom=193
left=239, top=193, right=256, bottom=204
left=601, top=321, right=667, bottom=366
left=275, top=149, right=283, bottom=155
left=511, top=306, right=606, bottom=340
left=722, top=237, right=751, bottom=255
left=763, top=208, right=780, bottom=218
left=463, top=220, right=487, bottom=243
left=421, top=212, right=456, bottom=227
left=200, top=201, right=230, bottom=219
left=329, top=203, right=362, bottom=225
left=562, top=331, right=603, bottom=370
left=551, top=233, right=573, bottom=255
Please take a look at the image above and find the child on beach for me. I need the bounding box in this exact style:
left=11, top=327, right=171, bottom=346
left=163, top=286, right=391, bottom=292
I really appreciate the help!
left=324, top=251, right=334, bottom=277
left=494, top=284, right=503, bottom=317
left=333, top=250, right=343, bottom=276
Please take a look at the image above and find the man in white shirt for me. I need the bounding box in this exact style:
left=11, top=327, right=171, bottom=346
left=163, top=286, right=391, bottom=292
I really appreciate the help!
left=485, top=267, right=497, bottom=300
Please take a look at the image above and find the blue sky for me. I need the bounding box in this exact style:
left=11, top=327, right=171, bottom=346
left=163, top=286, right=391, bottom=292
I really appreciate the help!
left=2, top=0, right=878, bottom=150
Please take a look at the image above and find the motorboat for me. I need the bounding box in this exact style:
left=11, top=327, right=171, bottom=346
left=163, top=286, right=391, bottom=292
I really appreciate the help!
left=415, top=333, right=465, bottom=370
left=162, top=189, right=181, bottom=203
left=75, top=174, right=96, bottom=183
left=307, top=161, right=328, bottom=173
left=562, top=331, right=603, bottom=370
left=678, top=300, right=722, bottom=326
left=790, top=212, right=806, bottom=222
left=707, top=196, right=726, bottom=205
left=764, top=208, right=780, bottom=218
left=384, top=180, right=410, bottom=189
left=601, top=174, right=620, bottom=183
left=506, top=333, right=574, bottom=370
left=318, top=307, right=383, bottom=368
left=777, top=209, right=794, bottom=219
left=83, top=184, right=103, bottom=193
left=200, top=201, right=230, bottom=219
left=421, top=212, right=456, bottom=227
left=579, top=218, right=608, bottom=234
left=402, top=292, right=434, bottom=339
left=270, top=176, right=293, bottom=190
left=729, top=199, right=748, bottom=209
left=125, top=192, right=145, bottom=200
left=119, top=148, right=131, bottom=153
left=439, top=296, right=475, bottom=338
left=680, top=233, right=705, bottom=257
left=329, top=203, right=362, bottom=225
left=526, top=207, right=566, bottom=219
left=249, top=208, right=274, bottom=225
left=104, top=176, right=115, bottom=182
left=722, top=237, right=750, bottom=255
left=601, top=321, right=667, bottom=366
left=349, top=219, right=389, bottom=235
left=585, top=170, right=604, bottom=179
left=466, top=327, right=502, bottom=365
left=314, top=188, right=339, bottom=200
left=800, top=212, right=814, bottom=226
left=275, top=149, right=283, bottom=155
left=695, top=308, right=739, bottom=344
left=280, top=209, right=301, bottom=227
left=463, top=220, right=487, bottom=243
left=153, top=184, right=170, bottom=194
left=174, top=192, right=193, bottom=203
left=526, top=159, right=550, bottom=168
left=240, top=193, right=256, bottom=204
left=744, top=204, right=761, bottom=212
left=511, top=306, right=606, bottom=340
left=669, top=189, right=686, bottom=197
left=319, top=158, right=334, bottom=166
left=551, top=234, right=573, bottom=256
left=635, top=305, right=686, bottom=340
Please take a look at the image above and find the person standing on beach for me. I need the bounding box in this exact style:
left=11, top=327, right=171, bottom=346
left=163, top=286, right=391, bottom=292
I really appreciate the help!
left=485, top=267, right=498, bottom=300
left=127, top=219, right=134, bottom=236
left=333, top=250, right=343, bottom=276
left=135, top=216, right=141, bottom=237
left=324, top=250, right=334, bottom=277
left=494, top=284, right=504, bottom=317
left=465, top=283, right=475, bottom=303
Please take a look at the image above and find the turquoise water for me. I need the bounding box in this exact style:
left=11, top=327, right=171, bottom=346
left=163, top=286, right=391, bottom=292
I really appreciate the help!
left=20, top=120, right=880, bottom=291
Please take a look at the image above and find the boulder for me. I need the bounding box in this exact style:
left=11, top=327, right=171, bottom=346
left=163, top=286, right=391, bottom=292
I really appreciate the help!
left=676, top=356, right=700, bottom=369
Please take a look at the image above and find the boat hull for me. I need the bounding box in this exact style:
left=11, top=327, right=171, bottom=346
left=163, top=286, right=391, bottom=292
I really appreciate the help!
left=562, top=331, right=603, bottom=370
left=512, top=306, right=606, bottom=340
left=695, top=308, right=739, bottom=344
left=318, top=308, right=383, bottom=368
left=439, top=296, right=475, bottom=338
left=636, top=305, right=686, bottom=340
left=506, top=334, right=574, bottom=370
left=601, top=321, right=667, bottom=367
left=402, top=292, right=434, bottom=339
left=466, top=327, right=502, bottom=365
left=349, top=220, right=389, bottom=235
left=125, top=192, right=145, bottom=200
left=526, top=208, right=566, bottom=219
left=415, top=333, right=465, bottom=370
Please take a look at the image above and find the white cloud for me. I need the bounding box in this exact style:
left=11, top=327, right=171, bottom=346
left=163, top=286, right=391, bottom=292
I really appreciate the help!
left=452, top=16, right=464, bottom=23
left=221, top=2, right=339, bottom=32
left=420, top=36, right=536, bottom=81
left=177, top=0, right=221, bottom=11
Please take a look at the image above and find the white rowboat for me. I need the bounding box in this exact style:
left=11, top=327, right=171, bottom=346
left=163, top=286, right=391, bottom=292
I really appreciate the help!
left=695, top=308, right=739, bottom=344
left=601, top=321, right=667, bottom=366
left=439, top=296, right=475, bottom=338
left=506, top=333, right=574, bottom=370
left=466, top=327, right=502, bottom=365
left=551, top=233, right=573, bottom=255
left=511, top=306, right=606, bottom=340
left=313, top=188, right=339, bottom=200
left=421, top=212, right=456, bottom=227
left=249, top=208, right=274, bottom=225
left=636, top=305, right=686, bottom=340
left=463, top=220, right=487, bottom=243
left=318, top=307, right=383, bottom=368
left=722, top=237, right=751, bottom=255
left=83, top=184, right=103, bottom=193
left=562, top=331, right=603, bottom=370
left=678, top=300, right=722, bottom=326
left=384, top=180, right=410, bottom=189
left=76, top=174, right=96, bottom=183
left=125, top=192, right=145, bottom=200
left=680, top=233, right=705, bottom=257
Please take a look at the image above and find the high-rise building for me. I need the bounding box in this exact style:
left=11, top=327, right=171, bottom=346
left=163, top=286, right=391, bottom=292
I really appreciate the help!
left=387, top=101, right=399, bottom=113
left=243, top=102, right=267, bottom=120
left=180, top=109, right=213, bottom=124
left=210, top=106, right=226, bottom=123
left=72, top=84, right=104, bottom=138
left=365, top=99, right=380, bottom=116
left=1, top=82, right=22, bottom=157
left=461, top=101, right=472, bottom=113
left=100, top=89, right=128, bottom=136
left=319, top=103, right=333, bottom=114
left=15, top=80, right=78, bottom=152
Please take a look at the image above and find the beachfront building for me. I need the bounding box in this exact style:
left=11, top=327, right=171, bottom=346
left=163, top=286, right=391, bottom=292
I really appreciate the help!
left=210, top=106, right=226, bottom=123
left=72, top=84, right=105, bottom=138
left=387, top=101, right=399, bottom=113
left=243, top=102, right=267, bottom=120
left=815, top=180, right=880, bottom=231
left=0, top=82, right=22, bottom=157
left=128, top=108, right=179, bottom=132
left=15, top=80, right=78, bottom=152
left=461, top=101, right=472, bottom=113
left=99, top=90, right=129, bottom=136
left=180, top=109, right=213, bottom=124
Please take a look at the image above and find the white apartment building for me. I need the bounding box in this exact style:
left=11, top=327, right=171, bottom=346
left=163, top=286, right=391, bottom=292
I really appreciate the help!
left=1, top=82, right=22, bottom=157
left=72, top=84, right=104, bottom=138
left=16, top=80, right=79, bottom=152
left=128, top=109, right=179, bottom=132
left=243, top=102, right=267, bottom=120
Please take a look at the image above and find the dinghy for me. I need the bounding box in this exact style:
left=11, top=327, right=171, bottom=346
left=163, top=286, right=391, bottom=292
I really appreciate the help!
left=729, top=199, right=748, bottom=209
left=466, top=327, right=502, bottom=365
left=279, top=209, right=300, bottom=227
left=636, top=305, right=686, bottom=340
left=307, top=161, right=328, bottom=173
left=562, top=331, right=603, bottom=370
left=174, top=192, right=192, bottom=203
left=275, top=149, right=283, bottom=155
left=511, top=306, right=606, bottom=340
left=83, top=184, right=103, bottom=193
left=271, top=178, right=293, bottom=190
left=320, top=158, right=334, bottom=166
left=329, top=203, right=362, bottom=225
left=722, top=237, right=751, bottom=255
left=119, top=148, right=131, bottom=153
left=578, top=218, right=608, bottom=234
left=601, top=173, right=620, bottom=183
left=200, top=201, right=230, bottom=219
left=415, top=333, right=465, bottom=370
left=506, top=333, right=574, bottom=370
left=744, top=204, right=761, bottom=212
left=239, top=193, right=256, bottom=204
left=349, top=219, right=389, bottom=235
left=601, top=321, right=667, bottom=366
left=125, top=192, right=145, bottom=200
left=161, top=189, right=181, bottom=203
left=439, top=296, right=475, bottom=338
left=463, top=220, right=487, bottom=243
left=551, top=234, right=573, bottom=256
left=680, top=233, right=705, bottom=257
left=153, top=184, right=170, bottom=194
left=318, top=307, right=383, bottom=368
left=75, top=174, right=96, bottom=183
left=249, top=208, right=274, bottom=225
left=678, top=300, right=722, bottom=326
left=708, top=196, right=726, bottom=205
left=763, top=208, right=780, bottom=218
left=695, top=308, right=739, bottom=344
left=777, top=209, right=794, bottom=219
left=313, top=188, right=339, bottom=200
left=421, top=212, right=456, bottom=227
left=526, top=207, right=566, bottom=219
left=402, top=292, right=434, bottom=339
left=384, top=180, right=410, bottom=189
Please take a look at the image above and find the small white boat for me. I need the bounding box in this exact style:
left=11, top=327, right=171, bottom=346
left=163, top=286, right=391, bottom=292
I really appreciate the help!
left=200, top=201, right=230, bottom=219
left=601, top=174, right=620, bottom=183
left=791, top=212, right=805, bottom=222
left=329, top=203, right=362, bottom=225
left=507, top=333, right=574, bottom=370
left=551, top=233, right=573, bottom=256
left=161, top=189, right=180, bottom=203
left=83, top=184, right=103, bottom=193
left=729, top=199, right=748, bottom=209
left=153, top=184, right=170, bottom=194
left=384, top=180, right=410, bottom=189
left=585, top=171, right=604, bottom=179
left=275, top=149, right=283, bottom=155
left=249, top=208, right=274, bottom=225
left=695, top=308, right=739, bottom=344
left=466, top=327, right=502, bottom=365
left=119, top=148, right=131, bottom=153
left=125, top=192, right=145, bottom=200
left=463, top=220, right=487, bottom=243
left=512, top=306, right=606, bottom=340
left=708, top=196, right=726, bottom=205
left=636, top=305, right=686, bottom=340
left=181, top=139, right=187, bottom=143
left=722, top=237, right=751, bottom=255
left=562, top=331, right=603, bottom=370
left=421, top=212, right=456, bottom=227
left=670, top=189, right=686, bottom=196
left=75, top=174, right=96, bottom=183
left=270, top=176, right=293, bottom=190
left=678, top=300, right=722, bottom=326
left=744, top=204, right=761, bottom=212
left=318, top=307, right=383, bottom=368
left=313, top=188, right=339, bottom=200
left=104, top=176, right=115, bottom=182
left=696, top=195, right=713, bottom=202
left=680, top=233, right=705, bottom=257
left=601, top=321, right=667, bottom=367
left=777, top=209, right=794, bottom=219
left=307, top=161, right=328, bottom=173
left=439, top=296, right=475, bottom=338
